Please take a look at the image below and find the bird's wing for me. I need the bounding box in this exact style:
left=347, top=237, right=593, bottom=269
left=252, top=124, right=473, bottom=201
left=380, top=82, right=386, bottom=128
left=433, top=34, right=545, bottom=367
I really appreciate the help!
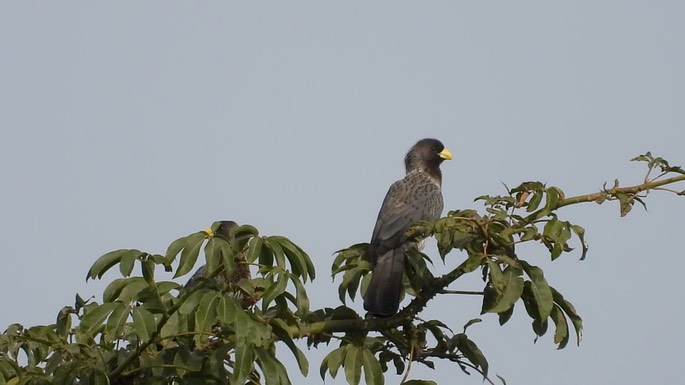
left=370, top=172, right=443, bottom=258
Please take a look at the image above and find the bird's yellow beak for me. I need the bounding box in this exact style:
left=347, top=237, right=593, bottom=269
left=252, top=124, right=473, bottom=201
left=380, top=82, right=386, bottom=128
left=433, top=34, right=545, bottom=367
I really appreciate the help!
left=439, top=148, right=453, bottom=160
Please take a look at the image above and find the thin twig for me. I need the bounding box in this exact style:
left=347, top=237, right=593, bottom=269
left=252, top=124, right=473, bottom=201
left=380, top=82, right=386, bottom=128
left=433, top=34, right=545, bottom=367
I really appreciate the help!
left=400, top=332, right=416, bottom=385
left=439, top=290, right=484, bottom=296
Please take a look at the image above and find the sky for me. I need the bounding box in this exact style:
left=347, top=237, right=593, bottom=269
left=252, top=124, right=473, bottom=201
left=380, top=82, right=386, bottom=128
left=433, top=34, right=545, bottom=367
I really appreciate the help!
left=1, top=2, right=684, bottom=384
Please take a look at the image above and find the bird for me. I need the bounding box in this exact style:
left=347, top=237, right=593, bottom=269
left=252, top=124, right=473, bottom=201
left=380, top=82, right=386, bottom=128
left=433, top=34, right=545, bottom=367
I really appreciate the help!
left=184, top=220, right=254, bottom=308
left=363, top=138, right=452, bottom=317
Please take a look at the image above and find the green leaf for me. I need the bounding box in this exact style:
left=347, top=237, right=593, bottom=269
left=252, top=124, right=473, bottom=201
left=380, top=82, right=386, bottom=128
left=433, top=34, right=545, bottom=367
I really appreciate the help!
left=1, top=362, right=19, bottom=384
left=87, top=249, right=144, bottom=281
left=91, top=369, right=109, bottom=385
left=550, top=287, right=583, bottom=345
left=270, top=318, right=293, bottom=339
left=463, top=318, right=482, bottom=332
left=361, top=348, right=384, bottom=385
left=631, top=152, right=652, bottom=163
left=55, top=306, right=73, bottom=338
left=141, top=258, right=156, bottom=285
left=633, top=195, right=648, bottom=212
left=390, top=354, right=405, bottom=375
left=550, top=304, right=570, bottom=349
left=493, top=254, right=518, bottom=267
left=231, top=343, right=255, bottom=385
left=450, top=232, right=479, bottom=252
left=255, top=347, right=280, bottom=385
left=272, top=237, right=304, bottom=275
left=520, top=261, right=553, bottom=321
left=344, top=345, right=363, bottom=385
left=231, top=224, right=260, bottom=239
left=247, top=236, right=264, bottom=264
left=210, top=237, right=236, bottom=279
left=481, top=282, right=497, bottom=315
left=435, top=228, right=454, bottom=257
left=221, top=245, right=236, bottom=281
left=151, top=253, right=172, bottom=272
left=332, top=243, right=367, bottom=273
left=156, top=280, right=180, bottom=295
left=258, top=238, right=275, bottom=269
left=543, top=216, right=571, bottom=260
left=521, top=282, right=548, bottom=337
left=484, top=265, right=524, bottom=314
left=114, top=277, right=150, bottom=304
left=403, top=381, right=438, bottom=385
left=526, top=191, right=543, bottom=212
left=273, top=360, right=293, bottom=385
left=270, top=319, right=309, bottom=376
left=421, top=320, right=448, bottom=352
left=544, top=186, right=564, bottom=211
left=261, top=272, right=288, bottom=309
left=102, top=278, right=128, bottom=303
left=456, top=334, right=489, bottom=377
left=194, top=291, right=219, bottom=335
left=339, top=263, right=368, bottom=304
left=320, top=346, right=345, bottom=380
left=532, top=318, right=549, bottom=338
left=519, top=225, right=540, bottom=242
left=78, top=302, right=119, bottom=338
left=615, top=192, right=634, bottom=217
left=161, top=311, right=186, bottom=343
left=199, top=344, right=228, bottom=379
left=135, top=286, right=166, bottom=314
left=570, top=224, right=589, bottom=260
left=216, top=295, right=239, bottom=324
left=232, top=307, right=252, bottom=342
left=278, top=236, right=316, bottom=281
left=165, top=235, right=187, bottom=265
left=119, top=250, right=138, bottom=277
left=174, top=232, right=207, bottom=278
left=265, top=237, right=287, bottom=270
left=498, top=304, right=515, bottom=326
left=178, top=288, right=204, bottom=314
left=132, top=305, right=157, bottom=342
left=254, top=347, right=292, bottom=385
left=406, top=249, right=435, bottom=291
left=203, top=237, right=222, bottom=276
left=487, top=260, right=504, bottom=292
left=461, top=252, right=485, bottom=274
left=290, top=275, right=310, bottom=314
left=104, top=302, right=129, bottom=343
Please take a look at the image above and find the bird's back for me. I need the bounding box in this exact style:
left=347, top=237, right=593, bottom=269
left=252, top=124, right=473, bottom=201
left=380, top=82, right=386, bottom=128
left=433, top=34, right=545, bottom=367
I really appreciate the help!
left=369, top=171, right=443, bottom=260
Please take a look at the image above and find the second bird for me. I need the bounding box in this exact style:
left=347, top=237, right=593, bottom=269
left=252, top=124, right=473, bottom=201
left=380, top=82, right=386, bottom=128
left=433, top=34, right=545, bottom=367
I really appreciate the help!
left=363, top=138, right=452, bottom=317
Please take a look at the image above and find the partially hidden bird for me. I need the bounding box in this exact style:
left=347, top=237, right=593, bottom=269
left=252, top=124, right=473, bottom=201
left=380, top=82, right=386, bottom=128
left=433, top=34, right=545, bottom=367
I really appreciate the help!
left=185, top=220, right=255, bottom=308
left=363, top=138, right=452, bottom=317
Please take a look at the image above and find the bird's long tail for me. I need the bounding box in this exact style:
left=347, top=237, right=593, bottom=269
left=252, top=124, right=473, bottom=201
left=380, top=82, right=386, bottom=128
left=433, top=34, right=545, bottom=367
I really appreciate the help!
left=363, top=248, right=405, bottom=317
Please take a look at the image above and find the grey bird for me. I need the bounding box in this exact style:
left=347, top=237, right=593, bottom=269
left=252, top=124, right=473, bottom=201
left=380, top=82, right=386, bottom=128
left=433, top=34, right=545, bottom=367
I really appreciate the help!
left=363, top=138, right=452, bottom=317
left=185, top=220, right=254, bottom=307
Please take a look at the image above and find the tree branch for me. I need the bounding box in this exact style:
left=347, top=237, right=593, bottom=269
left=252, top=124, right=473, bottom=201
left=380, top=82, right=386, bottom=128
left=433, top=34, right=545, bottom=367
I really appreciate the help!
left=557, top=174, right=685, bottom=209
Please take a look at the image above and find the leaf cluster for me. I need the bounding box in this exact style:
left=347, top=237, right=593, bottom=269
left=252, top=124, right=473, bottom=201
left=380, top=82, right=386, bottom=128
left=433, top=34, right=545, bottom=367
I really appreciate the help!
left=1, top=222, right=314, bottom=385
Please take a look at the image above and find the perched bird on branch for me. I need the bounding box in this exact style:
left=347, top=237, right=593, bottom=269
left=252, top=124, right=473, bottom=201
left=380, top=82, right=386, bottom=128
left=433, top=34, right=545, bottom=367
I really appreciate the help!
left=185, top=220, right=254, bottom=308
left=363, top=138, right=452, bottom=317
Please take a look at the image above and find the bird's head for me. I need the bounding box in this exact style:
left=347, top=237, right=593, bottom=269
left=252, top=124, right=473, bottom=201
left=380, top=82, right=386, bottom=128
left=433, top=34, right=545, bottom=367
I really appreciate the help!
left=216, top=220, right=239, bottom=239
left=404, top=138, right=452, bottom=175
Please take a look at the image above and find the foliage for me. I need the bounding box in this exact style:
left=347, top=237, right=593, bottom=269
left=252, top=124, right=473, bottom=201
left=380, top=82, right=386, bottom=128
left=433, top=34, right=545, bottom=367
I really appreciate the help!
left=1, top=153, right=684, bottom=385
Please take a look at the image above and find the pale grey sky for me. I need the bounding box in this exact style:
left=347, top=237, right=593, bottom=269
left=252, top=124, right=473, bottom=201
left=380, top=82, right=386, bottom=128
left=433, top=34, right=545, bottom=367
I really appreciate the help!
left=1, top=2, right=684, bottom=384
